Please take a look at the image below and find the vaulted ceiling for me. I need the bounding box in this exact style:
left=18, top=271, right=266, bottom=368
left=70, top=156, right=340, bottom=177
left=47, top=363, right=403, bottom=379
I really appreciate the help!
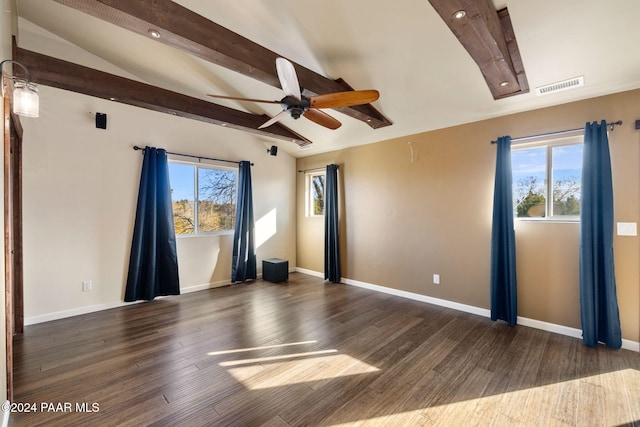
left=12, top=0, right=640, bottom=157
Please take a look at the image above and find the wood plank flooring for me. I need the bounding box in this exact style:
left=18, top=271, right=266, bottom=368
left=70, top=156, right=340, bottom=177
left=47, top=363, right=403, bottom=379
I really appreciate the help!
left=9, top=273, right=640, bottom=426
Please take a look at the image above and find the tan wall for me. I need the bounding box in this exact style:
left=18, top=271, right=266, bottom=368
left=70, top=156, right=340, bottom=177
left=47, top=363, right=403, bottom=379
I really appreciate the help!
left=297, top=89, right=640, bottom=342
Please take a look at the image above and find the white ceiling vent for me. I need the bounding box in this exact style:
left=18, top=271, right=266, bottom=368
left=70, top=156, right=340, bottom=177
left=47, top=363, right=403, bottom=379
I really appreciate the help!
left=535, top=76, right=584, bottom=96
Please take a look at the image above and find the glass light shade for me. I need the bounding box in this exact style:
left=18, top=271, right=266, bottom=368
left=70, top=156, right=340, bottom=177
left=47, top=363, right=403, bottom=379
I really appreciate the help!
left=13, top=80, right=39, bottom=117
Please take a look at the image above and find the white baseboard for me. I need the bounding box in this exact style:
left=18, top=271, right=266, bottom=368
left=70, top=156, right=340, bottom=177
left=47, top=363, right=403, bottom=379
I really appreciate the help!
left=343, top=277, right=491, bottom=318
left=296, top=268, right=640, bottom=352
left=516, top=316, right=582, bottom=339
left=180, top=279, right=233, bottom=294
left=25, top=301, right=138, bottom=325
left=294, top=267, right=324, bottom=278
left=24, top=279, right=233, bottom=326
left=622, top=339, right=640, bottom=352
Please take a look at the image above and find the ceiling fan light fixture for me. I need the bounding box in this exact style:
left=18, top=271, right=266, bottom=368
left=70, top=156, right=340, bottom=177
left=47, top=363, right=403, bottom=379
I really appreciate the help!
left=453, top=10, right=466, bottom=19
left=148, top=29, right=161, bottom=39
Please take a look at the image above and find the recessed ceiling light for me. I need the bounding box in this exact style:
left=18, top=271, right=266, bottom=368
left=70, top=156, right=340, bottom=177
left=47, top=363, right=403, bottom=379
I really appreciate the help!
left=453, top=10, right=466, bottom=19
left=500, top=81, right=509, bottom=87
left=148, top=29, right=161, bottom=39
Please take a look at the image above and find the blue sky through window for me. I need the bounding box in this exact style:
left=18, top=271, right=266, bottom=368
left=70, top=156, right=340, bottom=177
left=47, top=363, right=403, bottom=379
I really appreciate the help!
left=512, top=145, right=583, bottom=185
left=168, top=163, right=195, bottom=201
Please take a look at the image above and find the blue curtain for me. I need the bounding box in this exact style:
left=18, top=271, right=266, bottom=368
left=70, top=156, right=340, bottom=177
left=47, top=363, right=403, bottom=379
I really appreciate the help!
left=580, top=121, right=622, bottom=348
left=232, top=161, right=257, bottom=282
left=490, top=136, right=518, bottom=324
left=125, top=147, right=180, bottom=302
left=324, top=164, right=341, bottom=283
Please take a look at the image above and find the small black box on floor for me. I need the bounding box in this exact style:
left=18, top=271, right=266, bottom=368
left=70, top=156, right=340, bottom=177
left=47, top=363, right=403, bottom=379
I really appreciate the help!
left=262, top=258, right=288, bottom=283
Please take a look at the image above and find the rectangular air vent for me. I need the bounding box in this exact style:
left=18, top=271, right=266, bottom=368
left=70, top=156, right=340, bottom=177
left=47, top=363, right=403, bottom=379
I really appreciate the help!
left=535, top=76, right=584, bottom=96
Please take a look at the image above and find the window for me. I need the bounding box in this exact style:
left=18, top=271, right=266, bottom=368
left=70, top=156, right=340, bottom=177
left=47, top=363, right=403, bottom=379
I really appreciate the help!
left=306, top=171, right=325, bottom=216
left=511, top=135, right=583, bottom=220
left=168, top=161, right=237, bottom=235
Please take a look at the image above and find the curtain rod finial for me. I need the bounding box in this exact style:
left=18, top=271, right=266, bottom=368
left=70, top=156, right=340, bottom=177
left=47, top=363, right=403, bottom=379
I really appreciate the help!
left=609, top=120, right=622, bottom=131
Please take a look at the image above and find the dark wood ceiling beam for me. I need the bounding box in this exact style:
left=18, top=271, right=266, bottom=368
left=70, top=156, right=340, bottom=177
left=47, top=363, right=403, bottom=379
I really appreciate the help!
left=427, top=0, right=529, bottom=99
left=15, top=47, right=312, bottom=146
left=497, top=8, right=529, bottom=98
left=53, top=0, right=392, bottom=129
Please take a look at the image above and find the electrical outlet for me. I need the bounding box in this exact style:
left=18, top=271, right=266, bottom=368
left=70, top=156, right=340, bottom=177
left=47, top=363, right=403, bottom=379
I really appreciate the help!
left=82, top=280, right=92, bottom=292
left=433, top=274, right=440, bottom=285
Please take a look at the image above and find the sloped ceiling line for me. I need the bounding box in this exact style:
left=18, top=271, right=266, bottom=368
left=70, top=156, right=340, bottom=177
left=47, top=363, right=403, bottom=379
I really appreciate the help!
left=52, top=0, right=392, bottom=129
left=15, top=45, right=312, bottom=146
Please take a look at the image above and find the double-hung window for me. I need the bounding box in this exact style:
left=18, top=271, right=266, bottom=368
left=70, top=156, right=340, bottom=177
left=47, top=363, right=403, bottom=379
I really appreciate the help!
left=168, top=161, right=238, bottom=235
left=511, top=133, right=583, bottom=220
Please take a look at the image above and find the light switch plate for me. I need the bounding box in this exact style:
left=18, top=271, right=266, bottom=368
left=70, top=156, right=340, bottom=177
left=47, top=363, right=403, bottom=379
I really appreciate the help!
left=617, top=222, right=637, bottom=236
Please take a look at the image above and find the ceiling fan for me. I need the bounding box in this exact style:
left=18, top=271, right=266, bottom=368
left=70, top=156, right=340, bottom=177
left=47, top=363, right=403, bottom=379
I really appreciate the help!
left=208, top=58, right=379, bottom=130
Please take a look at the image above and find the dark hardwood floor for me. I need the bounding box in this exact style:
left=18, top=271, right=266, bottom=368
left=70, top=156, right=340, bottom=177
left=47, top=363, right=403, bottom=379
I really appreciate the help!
left=10, top=273, right=640, bottom=426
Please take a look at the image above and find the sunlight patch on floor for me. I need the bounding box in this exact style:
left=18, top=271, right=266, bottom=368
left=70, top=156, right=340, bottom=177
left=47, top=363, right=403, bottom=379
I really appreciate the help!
left=225, top=353, right=380, bottom=390
left=207, top=340, right=317, bottom=356
left=219, top=349, right=338, bottom=366
left=326, top=369, right=640, bottom=426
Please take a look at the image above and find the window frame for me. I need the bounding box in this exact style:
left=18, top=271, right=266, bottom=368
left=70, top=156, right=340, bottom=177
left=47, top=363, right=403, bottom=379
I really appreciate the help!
left=511, top=132, right=583, bottom=222
left=305, top=170, right=326, bottom=217
left=168, top=159, right=238, bottom=236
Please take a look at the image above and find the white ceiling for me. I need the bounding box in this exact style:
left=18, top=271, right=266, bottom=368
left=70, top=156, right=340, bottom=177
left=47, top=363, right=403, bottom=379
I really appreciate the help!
left=14, top=0, right=640, bottom=157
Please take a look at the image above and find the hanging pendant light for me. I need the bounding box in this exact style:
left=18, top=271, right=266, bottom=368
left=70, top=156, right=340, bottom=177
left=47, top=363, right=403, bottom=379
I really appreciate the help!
left=1, top=59, right=40, bottom=118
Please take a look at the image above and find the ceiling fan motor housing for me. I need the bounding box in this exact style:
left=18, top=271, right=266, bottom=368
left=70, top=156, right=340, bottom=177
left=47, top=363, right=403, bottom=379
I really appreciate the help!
left=281, top=95, right=310, bottom=119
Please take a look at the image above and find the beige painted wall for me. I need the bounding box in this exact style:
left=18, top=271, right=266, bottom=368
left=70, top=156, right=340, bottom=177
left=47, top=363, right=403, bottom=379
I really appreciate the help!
left=297, top=89, right=640, bottom=343
left=17, top=17, right=296, bottom=322
left=20, top=85, right=296, bottom=321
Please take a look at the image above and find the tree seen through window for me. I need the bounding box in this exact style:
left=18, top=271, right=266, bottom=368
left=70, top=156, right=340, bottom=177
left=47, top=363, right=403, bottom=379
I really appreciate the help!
left=169, top=162, right=237, bottom=234
left=512, top=142, right=582, bottom=218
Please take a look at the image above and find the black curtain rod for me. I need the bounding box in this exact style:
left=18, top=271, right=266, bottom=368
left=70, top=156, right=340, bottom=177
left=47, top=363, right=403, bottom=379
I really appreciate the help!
left=297, top=166, right=337, bottom=173
left=490, top=120, right=623, bottom=144
left=133, top=146, right=253, bottom=166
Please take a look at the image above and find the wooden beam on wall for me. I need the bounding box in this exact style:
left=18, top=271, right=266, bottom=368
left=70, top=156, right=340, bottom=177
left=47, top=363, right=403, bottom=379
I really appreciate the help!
left=53, top=0, right=392, bottom=129
left=15, top=47, right=312, bottom=147
left=427, top=0, right=529, bottom=99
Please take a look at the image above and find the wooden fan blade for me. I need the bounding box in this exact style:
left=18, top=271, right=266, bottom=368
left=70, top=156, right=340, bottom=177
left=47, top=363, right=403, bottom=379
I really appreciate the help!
left=276, top=58, right=302, bottom=101
left=258, top=110, right=289, bottom=129
left=309, top=90, right=379, bottom=109
left=207, top=94, right=280, bottom=104
left=304, top=108, right=342, bottom=130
